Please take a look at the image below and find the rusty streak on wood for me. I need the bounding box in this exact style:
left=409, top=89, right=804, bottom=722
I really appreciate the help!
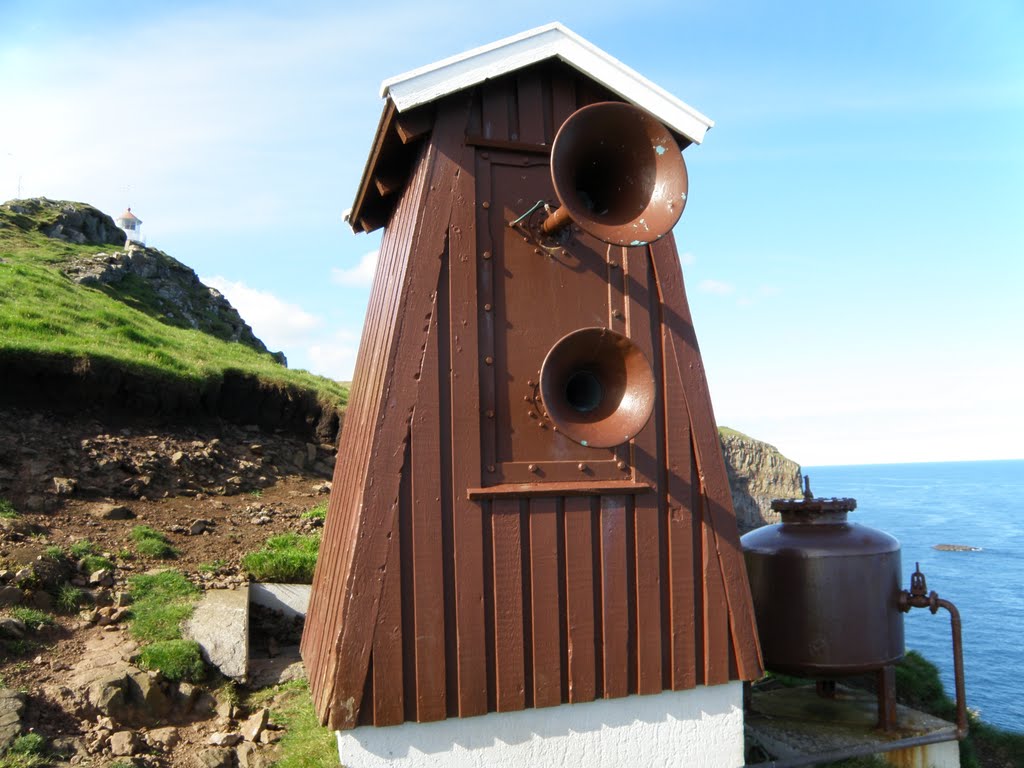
left=599, top=495, right=629, bottom=698
left=492, top=499, right=525, bottom=711
left=529, top=497, right=562, bottom=707
left=563, top=495, right=596, bottom=703
left=410, top=287, right=447, bottom=722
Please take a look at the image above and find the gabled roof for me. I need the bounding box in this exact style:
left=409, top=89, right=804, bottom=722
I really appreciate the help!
left=382, top=22, right=714, bottom=144
left=346, top=23, right=716, bottom=234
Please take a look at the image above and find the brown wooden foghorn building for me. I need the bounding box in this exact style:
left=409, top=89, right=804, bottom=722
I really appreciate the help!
left=301, top=23, right=763, bottom=731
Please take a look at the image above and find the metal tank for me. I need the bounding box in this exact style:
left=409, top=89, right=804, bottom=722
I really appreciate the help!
left=740, top=479, right=904, bottom=677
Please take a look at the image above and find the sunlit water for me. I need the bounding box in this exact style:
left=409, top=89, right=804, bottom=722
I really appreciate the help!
left=804, top=460, right=1024, bottom=732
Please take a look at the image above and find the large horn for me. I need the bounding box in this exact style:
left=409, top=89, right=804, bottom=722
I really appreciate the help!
left=541, top=102, right=688, bottom=246
left=539, top=327, right=656, bottom=448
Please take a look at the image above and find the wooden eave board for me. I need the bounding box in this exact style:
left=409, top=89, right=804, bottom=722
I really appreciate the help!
left=381, top=22, right=713, bottom=144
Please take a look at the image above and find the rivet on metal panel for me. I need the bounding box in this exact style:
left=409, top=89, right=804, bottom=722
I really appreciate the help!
left=528, top=464, right=538, bottom=473
left=612, top=309, right=624, bottom=319
left=527, top=380, right=536, bottom=387
left=537, top=422, right=546, bottom=428
left=484, top=356, right=494, bottom=365
left=485, top=410, right=495, bottom=419
left=609, top=261, right=620, bottom=269
left=487, top=464, right=496, bottom=473
left=534, top=248, right=542, bottom=255
left=577, top=463, right=587, bottom=472
left=484, top=303, right=492, bottom=311
left=616, top=460, right=627, bottom=470
left=483, top=251, right=492, bottom=260
left=523, top=395, right=531, bottom=402
left=482, top=201, right=490, bottom=209
left=528, top=411, right=536, bottom=418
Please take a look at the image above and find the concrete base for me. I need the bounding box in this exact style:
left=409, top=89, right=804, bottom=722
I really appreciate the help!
left=337, top=682, right=744, bottom=768
left=745, top=685, right=960, bottom=768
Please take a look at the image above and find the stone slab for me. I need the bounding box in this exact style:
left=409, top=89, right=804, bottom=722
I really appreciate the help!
left=248, top=583, right=310, bottom=620
left=184, top=588, right=249, bottom=680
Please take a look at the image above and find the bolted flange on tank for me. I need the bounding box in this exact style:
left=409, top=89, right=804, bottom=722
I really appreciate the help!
left=740, top=477, right=904, bottom=677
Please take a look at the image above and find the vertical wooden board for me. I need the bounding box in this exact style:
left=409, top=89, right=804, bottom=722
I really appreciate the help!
left=642, top=242, right=698, bottom=692
left=600, top=495, right=629, bottom=698
left=633, top=496, right=663, bottom=694
left=624, top=245, right=666, bottom=695
left=529, top=497, right=562, bottom=708
left=516, top=69, right=547, bottom=145
left=448, top=95, right=487, bottom=717
left=491, top=499, right=525, bottom=711
left=371, top=508, right=405, bottom=726
left=481, top=76, right=512, bottom=142
left=549, top=66, right=577, bottom=138
left=563, top=496, right=596, bottom=703
left=650, top=237, right=763, bottom=682
left=701, top=494, right=730, bottom=687
left=303, top=138, right=440, bottom=727
left=410, top=289, right=447, bottom=722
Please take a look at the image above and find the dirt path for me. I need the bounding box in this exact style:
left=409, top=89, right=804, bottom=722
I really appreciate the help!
left=0, top=407, right=333, bottom=766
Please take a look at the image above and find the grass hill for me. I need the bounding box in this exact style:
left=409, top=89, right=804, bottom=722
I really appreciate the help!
left=0, top=199, right=346, bottom=440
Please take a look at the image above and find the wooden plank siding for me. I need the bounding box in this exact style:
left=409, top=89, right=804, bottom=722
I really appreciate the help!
left=302, top=61, right=762, bottom=732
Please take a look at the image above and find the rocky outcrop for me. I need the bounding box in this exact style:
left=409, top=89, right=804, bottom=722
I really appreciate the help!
left=2, top=198, right=126, bottom=246
left=61, top=242, right=280, bottom=360
left=720, top=428, right=803, bottom=533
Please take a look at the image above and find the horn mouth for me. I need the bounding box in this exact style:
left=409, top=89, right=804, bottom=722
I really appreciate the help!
left=550, top=102, right=688, bottom=247
left=539, top=327, right=655, bottom=448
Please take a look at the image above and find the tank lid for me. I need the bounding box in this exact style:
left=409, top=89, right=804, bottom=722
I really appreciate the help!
left=770, top=475, right=856, bottom=514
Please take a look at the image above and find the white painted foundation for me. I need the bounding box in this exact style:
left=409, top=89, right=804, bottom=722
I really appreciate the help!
left=336, top=681, right=744, bottom=768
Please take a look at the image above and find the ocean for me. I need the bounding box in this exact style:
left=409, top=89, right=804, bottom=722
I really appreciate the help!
left=803, top=459, right=1024, bottom=733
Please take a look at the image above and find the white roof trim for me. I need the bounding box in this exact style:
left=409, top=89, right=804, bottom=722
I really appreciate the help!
left=381, top=22, right=714, bottom=144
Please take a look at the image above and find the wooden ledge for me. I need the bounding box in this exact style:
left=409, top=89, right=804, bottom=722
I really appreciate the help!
left=467, top=481, right=652, bottom=500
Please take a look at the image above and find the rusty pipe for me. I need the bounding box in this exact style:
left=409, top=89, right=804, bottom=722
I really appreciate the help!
left=540, top=205, right=573, bottom=237
left=899, top=563, right=969, bottom=739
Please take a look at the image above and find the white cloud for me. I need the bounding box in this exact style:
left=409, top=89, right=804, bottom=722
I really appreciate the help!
left=202, top=276, right=321, bottom=351
left=679, top=251, right=696, bottom=266
left=331, top=250, right=379, bottom=286
left=698, top=279, right=735, bottom=296
left=308, top=330, right=361, bottom=382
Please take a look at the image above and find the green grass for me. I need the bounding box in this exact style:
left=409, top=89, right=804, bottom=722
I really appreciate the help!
left=7, top=608, right=54, bottom=630
left=137, top=639, right=206, bottom=682
left=249, top=680, right=337, bottom=768
left=131, top=525, right=178, bottom=559
left=126, top=570, right=200, bottom=643
left=241, top=532, right=321, bottom=583
left=80, top=554, right=115, bottom=573
left=301, top=502, right=328, bottom=521
left=0, top=201, right=346, bottom=410
left=0, top=499, right=17, bottom=519
left=68, top=539, right=96, bottom=559
left=56, top=583, right=85, bottom=612
left=6, top=734, right=45, bottom=757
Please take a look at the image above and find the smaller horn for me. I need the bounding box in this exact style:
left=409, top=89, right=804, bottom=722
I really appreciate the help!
left=540, top=327, right=656, bottom=449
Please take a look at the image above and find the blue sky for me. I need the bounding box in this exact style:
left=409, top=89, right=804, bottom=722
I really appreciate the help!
left=1, top=1, right=1021, bottom=466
